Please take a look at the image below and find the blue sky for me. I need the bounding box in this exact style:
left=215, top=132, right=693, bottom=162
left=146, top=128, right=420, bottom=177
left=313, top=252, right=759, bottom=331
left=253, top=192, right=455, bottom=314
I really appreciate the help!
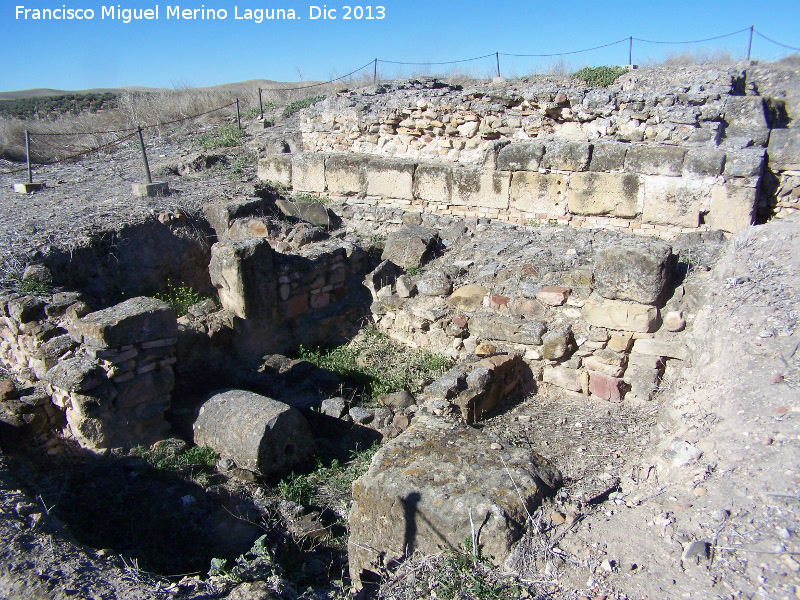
left=1, top=0, right=798, bottom=91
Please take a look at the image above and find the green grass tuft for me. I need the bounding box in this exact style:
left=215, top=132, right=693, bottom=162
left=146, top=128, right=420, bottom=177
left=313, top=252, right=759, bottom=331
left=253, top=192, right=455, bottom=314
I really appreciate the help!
left=154, top=282, right=208, bottom=317
left=282, top=95, right=326, bottom=117
left=195, top=124, right=246, bottom=150
left=298, top=326, right=451, bottom=403
left=573, top=65, right=628, bottom=88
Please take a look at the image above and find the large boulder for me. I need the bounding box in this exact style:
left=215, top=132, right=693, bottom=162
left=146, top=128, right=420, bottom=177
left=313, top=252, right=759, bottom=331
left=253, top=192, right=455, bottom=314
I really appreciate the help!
left=348, top=415, right=561, bottom=588
left=593, top=239, right=674, bottom=305
left=381, top=226, right=438, bottom=268
left=193, top=390, right=313, bottom=475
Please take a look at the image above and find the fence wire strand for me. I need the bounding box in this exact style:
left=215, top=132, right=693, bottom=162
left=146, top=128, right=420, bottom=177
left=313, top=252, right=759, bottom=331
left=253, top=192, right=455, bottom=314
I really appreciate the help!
left=633, top=27, right=752, bottom=45
left=754, top=30, right=800, bottom=51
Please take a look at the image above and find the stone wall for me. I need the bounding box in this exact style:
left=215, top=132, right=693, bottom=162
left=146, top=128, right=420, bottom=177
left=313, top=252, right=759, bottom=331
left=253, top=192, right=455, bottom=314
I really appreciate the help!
left=1, top=292, right=177, bottom=451
left=259, top=63, right=800, bottom=234
left=259, top=139, right=763, bottom=237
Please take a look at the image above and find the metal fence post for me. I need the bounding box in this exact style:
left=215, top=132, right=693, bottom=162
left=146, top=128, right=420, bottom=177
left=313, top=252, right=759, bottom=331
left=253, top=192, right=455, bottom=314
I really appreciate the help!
left=495, top=52, right=501, bottom=78
left=374, top=58, right=378, bottom=84
left=25, top=130, right=32, bottom=184
left=258, top=88, right=264, bottom=120
left=747, top=25, right=754, bottom=61
left=136, top=126, right=152, bottom=184
left=236, top=98, right=242, bottom=130
left=629, top=36, right=633, bottom=65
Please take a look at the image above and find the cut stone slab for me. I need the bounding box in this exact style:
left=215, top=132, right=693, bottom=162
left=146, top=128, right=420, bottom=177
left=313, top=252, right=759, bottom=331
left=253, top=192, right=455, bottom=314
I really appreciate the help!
left=132, top=181, right=169, bottom=197
left=497, top=142, right=546, bottom=171
left=209, top=237, right=277, bottom=321
left=469, top=313, right=547, bottom=345
left=582, top=293, right=659, bottom=333
left=594, top=239, right=674, bottom=304
left=275, top=199, right=332, bottom=228
left=348, top=414, right=561, bottom=588
left=568, top=172, right=640, bottom=218
left=13, top=182, right=45, bottom=194
left=448, top=285, right=488, bottom=312
left=589, top=371, right=626, bottom=402
left=707, top=184, right=757, bottom=234
left=454, top=354, right=525, bottom=422
left=625, top=145, right=687, bottom=177
left=542, top=365, right=582, bottom=392
left=292, top=153, right=326, bottom=193
left=381, top=226, right=438, bottom=269
left=631, top=338, right=688, bottom=361
left=377, top=391, right=415, bottom=409
left=67, top=297, right=177, bottom=349
left=193, top=389, right=313, bottom=475
left=767, top=128, right=800, bottom=171
left=256, top=155, right=292, bottom=186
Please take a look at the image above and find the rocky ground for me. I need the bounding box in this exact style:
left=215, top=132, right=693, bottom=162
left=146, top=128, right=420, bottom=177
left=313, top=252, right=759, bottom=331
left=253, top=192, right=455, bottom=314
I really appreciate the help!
left=0, top=75, right=799, bottom=600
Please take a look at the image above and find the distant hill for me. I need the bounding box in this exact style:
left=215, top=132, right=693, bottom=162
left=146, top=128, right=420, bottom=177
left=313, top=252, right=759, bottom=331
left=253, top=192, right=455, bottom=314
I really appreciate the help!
left=0, top=79, right=321, bottom=101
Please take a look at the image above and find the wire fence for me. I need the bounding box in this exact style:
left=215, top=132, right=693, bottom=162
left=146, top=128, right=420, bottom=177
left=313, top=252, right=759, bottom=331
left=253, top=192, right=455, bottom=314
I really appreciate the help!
left=1, top=25, right=797, bottom=178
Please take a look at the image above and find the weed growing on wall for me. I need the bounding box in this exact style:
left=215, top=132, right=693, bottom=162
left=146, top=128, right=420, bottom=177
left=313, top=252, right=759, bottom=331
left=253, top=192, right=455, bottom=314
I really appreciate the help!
left=298, top=326, right=451, bottom=402
left=282, top=95, right=326, bottom=117
left=573, top=65, right=628, bottom=87
left=154, top=282, right=207, bottom=317
left=293, top=192, right=328, bottom=204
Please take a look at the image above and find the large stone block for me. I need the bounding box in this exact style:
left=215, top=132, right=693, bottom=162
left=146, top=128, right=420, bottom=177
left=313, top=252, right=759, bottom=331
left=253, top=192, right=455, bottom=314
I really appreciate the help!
left=510, top=172, right=567, bottom=216
left=707, top=184, right=756, bottom=233
left=275, top=199, right=332, bottom=228
left=381, top=226, right=438, bottom=269
left=413, top=163, right=452, bottom=202
left=209, top=238, right=276, bottom=320
left=469, top=313, right=546, bottom=345
left=683, top=149, right=726, bottom=177
left=68, top=298, right=177, bottom=349
left=724, top=96, right=768, bottom=129
left=568, top=172, right=639, bottom=217
left=641, top=175, right=705, bottom=228
left=348, top=415, right=561, bottom=587
left=292, top=153, right=326, bottom=193
left=581, top=293, right=659, bottom=333
left=448, top=285, right=488, bottom=312
left=257, top=155, right=292, bottom=186
left=366, top=158, right=415, bottom=199
left=325, top=154, right=369, bottom=195
left=589, top=141, right=628, bottom=172
left=767, top=128, right=800, bottom=171
left=594, top=238, right=673, bottom=304
left=724, top=149, right=765, bottom=179
left=541, top=140, right=592, bottom=171
left=625, top=145, right=687, bottom=176
left=497, top=142, right=546, bottom=171
left=451, top=168, right=510, bottom=209
left=193, top=390, right=314, bottom=475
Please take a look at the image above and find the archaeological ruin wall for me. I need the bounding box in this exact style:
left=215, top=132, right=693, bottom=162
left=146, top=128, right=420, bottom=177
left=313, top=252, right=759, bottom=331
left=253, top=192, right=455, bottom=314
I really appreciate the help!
left=258, top=65, right=800, bottom=237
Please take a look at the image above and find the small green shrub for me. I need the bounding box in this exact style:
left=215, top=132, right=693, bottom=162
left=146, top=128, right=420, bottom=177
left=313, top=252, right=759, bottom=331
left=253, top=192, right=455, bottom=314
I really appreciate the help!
left=229, top=154, right=257, bottom=175
left=282, top=95, right=325, bottom=117
left=298, top=326, right=451, bottom=402
left=195, top=124, right=246, bottom=150
left=154, top=282, right=206, bottom=317
left=526, top=218, right=541, bottom=227
left=278, top=471, right=316, bottom=506
left=18, top=277, right=51, bottom=295
left=131, top=443, right=218, bottom=472
left=405, top=265, right=421, bottom=276
left=573, top=65, right=628, bottom=88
